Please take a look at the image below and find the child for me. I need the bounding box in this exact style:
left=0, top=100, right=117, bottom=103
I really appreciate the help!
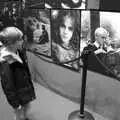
left=0, top=27, right=36, bottom=120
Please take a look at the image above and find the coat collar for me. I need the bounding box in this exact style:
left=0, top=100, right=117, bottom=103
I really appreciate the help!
left=0, top=47, right=23, bottom=64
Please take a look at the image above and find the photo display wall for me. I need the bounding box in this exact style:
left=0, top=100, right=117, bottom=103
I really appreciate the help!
left=1, top=0, right=120, bottom=80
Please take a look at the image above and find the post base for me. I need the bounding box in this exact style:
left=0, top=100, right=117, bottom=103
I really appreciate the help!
left=68, top=110, right=95, bottom=120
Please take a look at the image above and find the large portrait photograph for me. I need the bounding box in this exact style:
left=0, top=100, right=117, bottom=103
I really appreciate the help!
left=51, top=9, right=81, bottom=71
left=81, top=10, right=120, bottom=81
left=23, top=9, right=51, bottom=56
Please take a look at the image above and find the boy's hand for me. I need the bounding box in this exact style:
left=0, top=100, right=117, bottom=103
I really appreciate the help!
left=14, top=106, right=25, bottom=120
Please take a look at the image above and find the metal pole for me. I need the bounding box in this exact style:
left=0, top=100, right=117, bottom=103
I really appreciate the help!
left=68, top=53, right=95, bottom=120
left=79, top=54, right=88, bottom=118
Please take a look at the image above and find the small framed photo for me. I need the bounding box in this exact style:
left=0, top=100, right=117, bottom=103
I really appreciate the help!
left=23, top=8, right=51, bottom=57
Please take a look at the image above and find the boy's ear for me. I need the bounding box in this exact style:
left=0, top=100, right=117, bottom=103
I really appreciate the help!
left=0, top=57, right=5, bottom=62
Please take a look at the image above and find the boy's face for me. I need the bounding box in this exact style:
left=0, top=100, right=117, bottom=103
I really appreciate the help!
left=16, top=37, right=23, bottom=50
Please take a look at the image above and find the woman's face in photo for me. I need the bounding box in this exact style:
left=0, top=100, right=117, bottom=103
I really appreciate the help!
left=59, top=15, right=74, bottom=44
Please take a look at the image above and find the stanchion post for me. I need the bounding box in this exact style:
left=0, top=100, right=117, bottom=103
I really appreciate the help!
left=68, top=51, right=95, bottom=120
left=79, top=54, right=88, bottom=118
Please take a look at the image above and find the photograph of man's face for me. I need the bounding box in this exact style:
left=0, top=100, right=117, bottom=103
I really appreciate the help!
left=81, top=10, right=120, bottom=81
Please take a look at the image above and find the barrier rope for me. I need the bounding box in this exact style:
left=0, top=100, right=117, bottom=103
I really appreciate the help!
left=26, top=48, right=119, bottom=80
left=94, top=54, right=117, bottom=78
left=27, top=48, right=83, bottom=67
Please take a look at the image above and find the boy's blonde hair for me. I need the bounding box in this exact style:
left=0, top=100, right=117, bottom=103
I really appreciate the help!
left=0, top=27, right=23, bottom=46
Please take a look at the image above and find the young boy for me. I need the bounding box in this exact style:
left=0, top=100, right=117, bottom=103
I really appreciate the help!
left=0, top=27, right=36, bottom=120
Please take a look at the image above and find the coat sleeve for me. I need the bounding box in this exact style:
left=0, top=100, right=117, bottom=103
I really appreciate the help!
left=0, top=62, right=20, bottom=109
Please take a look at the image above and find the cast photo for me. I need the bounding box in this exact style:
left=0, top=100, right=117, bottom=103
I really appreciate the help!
left=81, top=10, right=120, bottom=80
left=51, top=10, right=80, bottom=70
left=45, top=0, right=86, bottom=9
left=23, top=9, right=51, bottom=56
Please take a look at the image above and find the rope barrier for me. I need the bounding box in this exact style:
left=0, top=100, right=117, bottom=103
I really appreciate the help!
left=27, top=48, right=83, bottom=66
left=26, top=48, right=119, bottom=80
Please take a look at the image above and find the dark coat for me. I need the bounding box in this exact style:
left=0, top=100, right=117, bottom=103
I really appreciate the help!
left=0, top=50, right=36, bottom=109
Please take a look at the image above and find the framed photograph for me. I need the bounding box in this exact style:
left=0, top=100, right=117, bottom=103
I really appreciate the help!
left=23, top=8, right=51, bottom=57
left=81, top=10, right=120, bottom=81
left=51, top=9, right=81, bottom=71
